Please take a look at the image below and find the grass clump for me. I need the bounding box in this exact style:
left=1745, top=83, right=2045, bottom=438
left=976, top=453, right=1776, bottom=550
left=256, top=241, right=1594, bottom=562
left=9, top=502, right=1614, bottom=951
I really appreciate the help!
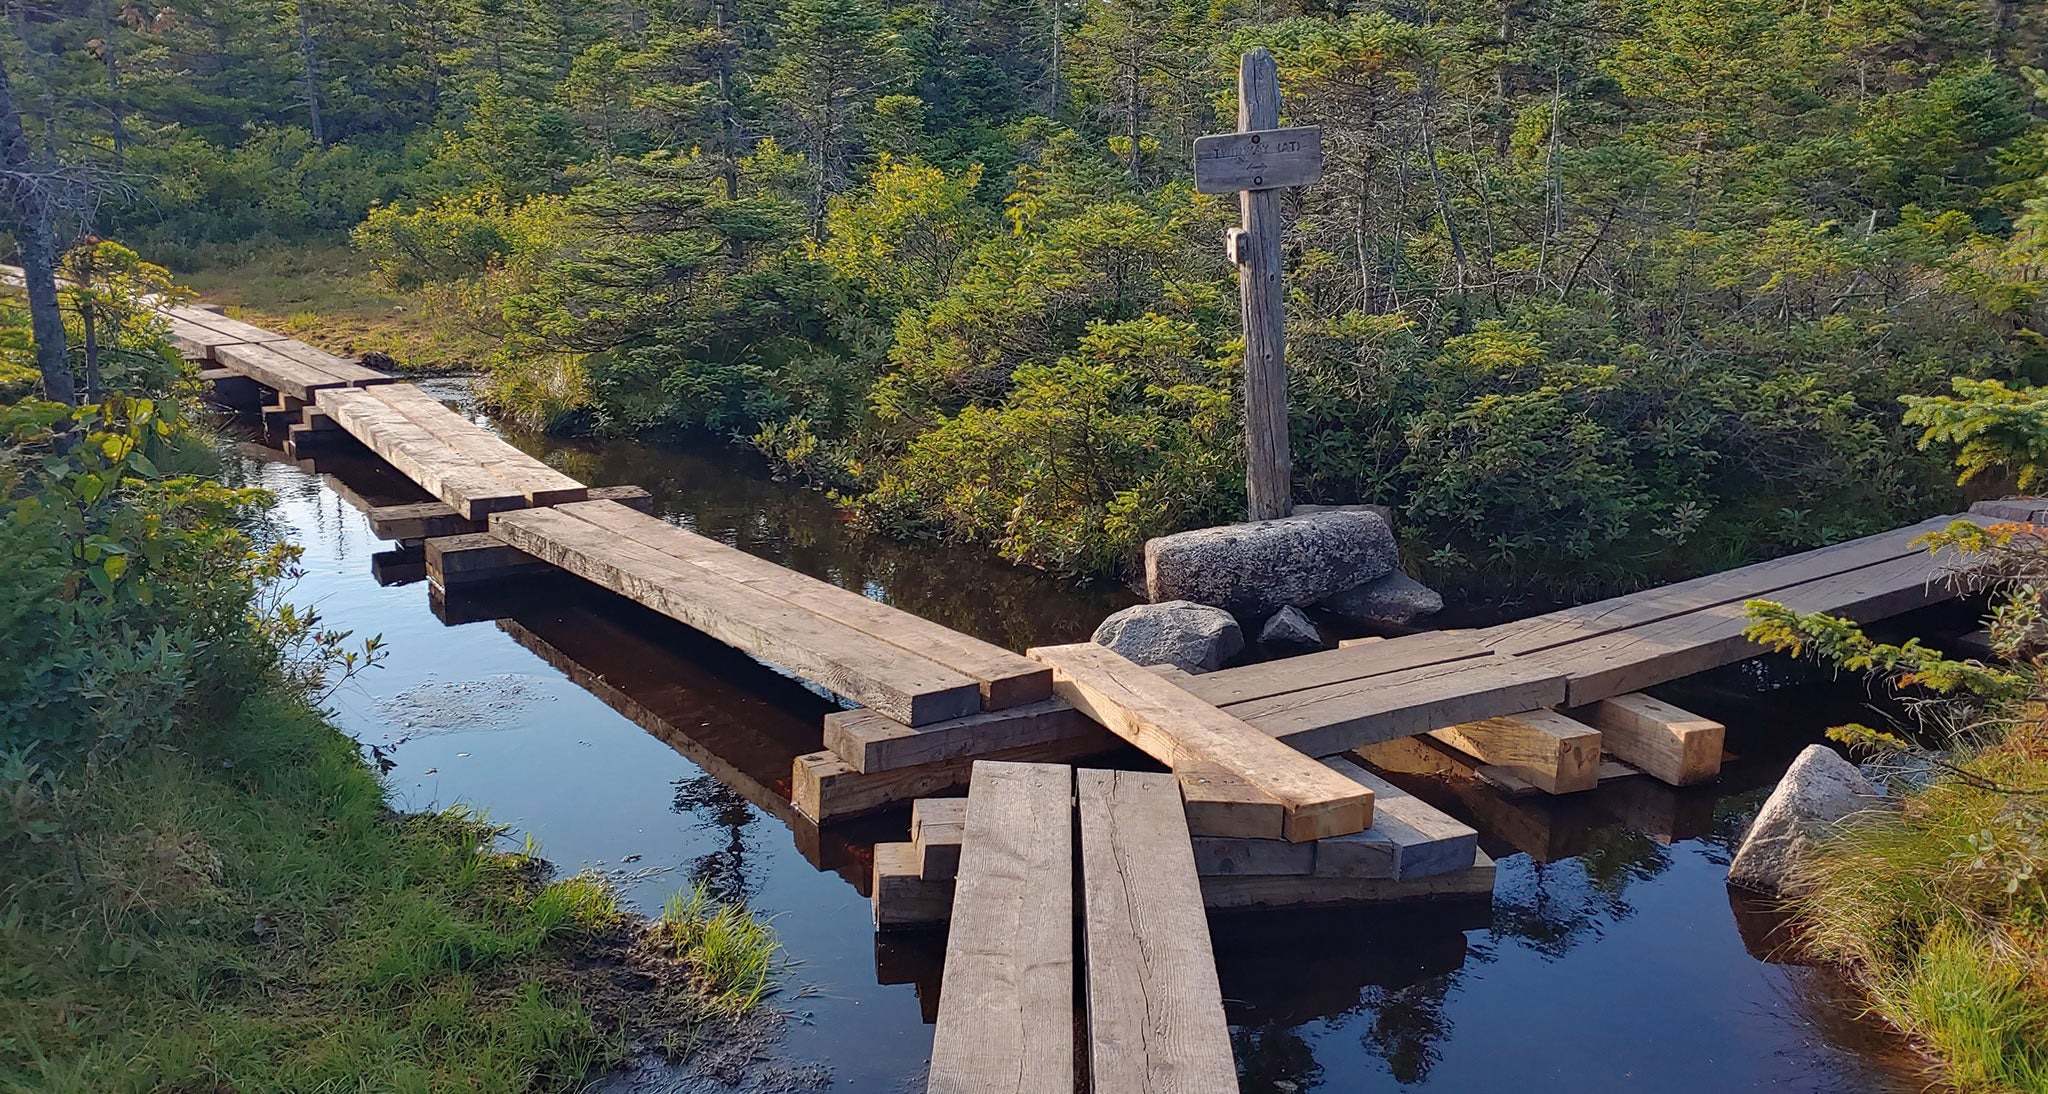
left=651, top=885, right=783, bottom=1017
left=1747, top=520, right=2048, bottom=1092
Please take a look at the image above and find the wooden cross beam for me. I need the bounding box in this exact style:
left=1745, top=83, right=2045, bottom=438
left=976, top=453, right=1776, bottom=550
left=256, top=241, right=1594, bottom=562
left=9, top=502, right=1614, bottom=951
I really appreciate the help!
left=1193, top=49, right=1322, bottom=522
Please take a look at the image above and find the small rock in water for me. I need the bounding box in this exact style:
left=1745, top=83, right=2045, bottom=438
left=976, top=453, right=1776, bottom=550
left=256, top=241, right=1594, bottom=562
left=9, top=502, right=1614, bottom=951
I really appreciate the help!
left=1320, top=570, right=1444, bottom=626
left=1143, top=509, right=1398, bottom=617
left=1092, top=601, right=1245, bottom=675
left=1728, top=744, right=1892, bottom=897
left=1258, top=606, right=1323, bottom=653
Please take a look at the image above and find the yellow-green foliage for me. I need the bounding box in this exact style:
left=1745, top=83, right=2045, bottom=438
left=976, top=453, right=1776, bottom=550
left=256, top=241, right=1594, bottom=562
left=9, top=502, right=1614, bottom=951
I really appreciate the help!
left=1904, top=377, right=2048, bottom=491
left=653, top=885, right=783, bottom=1017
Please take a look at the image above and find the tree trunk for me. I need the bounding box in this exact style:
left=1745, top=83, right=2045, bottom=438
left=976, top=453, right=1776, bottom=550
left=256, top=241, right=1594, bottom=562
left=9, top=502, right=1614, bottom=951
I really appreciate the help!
left=298, top=1, right=325, bottom=146
left=0, top=51, right=73, bottom=406
left=101, top=1, right=127, bottom=164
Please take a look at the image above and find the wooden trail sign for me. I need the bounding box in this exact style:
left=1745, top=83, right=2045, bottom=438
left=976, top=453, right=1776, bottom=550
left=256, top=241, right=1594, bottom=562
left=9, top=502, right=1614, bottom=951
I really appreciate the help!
left=1197, top=49, right=1321, bottom=522
left=1193, top=126, right=1322, bottom=194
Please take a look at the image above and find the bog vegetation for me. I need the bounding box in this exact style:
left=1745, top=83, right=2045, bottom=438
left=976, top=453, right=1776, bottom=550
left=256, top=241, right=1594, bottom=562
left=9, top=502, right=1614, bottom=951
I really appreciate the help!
left=5, top=1, right=2048, bottom=592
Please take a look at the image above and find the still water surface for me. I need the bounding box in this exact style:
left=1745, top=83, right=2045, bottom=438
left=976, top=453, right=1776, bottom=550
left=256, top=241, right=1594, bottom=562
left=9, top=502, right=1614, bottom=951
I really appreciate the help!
left=218, top=379, right=1935, bottom=1092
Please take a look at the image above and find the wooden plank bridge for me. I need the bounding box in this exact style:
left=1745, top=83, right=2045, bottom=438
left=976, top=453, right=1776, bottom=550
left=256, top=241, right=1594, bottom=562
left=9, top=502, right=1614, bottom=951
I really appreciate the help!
left=158, top=296, right=2000, bottom=1093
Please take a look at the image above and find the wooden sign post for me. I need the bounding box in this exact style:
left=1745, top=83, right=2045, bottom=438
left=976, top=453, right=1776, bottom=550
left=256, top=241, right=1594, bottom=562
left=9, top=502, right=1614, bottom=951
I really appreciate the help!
left=1193, top=49, right=1321, bottom=522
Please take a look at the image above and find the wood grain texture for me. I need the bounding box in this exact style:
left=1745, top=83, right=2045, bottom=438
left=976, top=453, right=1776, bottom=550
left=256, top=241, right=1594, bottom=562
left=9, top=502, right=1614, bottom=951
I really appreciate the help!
left=791, top=729, right=1122, bottom=824
left=493, top=506, right=982, bottom=725
left=822, top=699, right=1090, bottom=772
left=1320, top=757, right=1476, bottom=879
left=553, top=499, right=1050, bottom=709
left=911, top=797, right=967, bottom=880
left=1428, top=709, right=1602, bottom=794
left=1076, top=769, right=1236, bottom=1093
left=1579, top=693, right=1726, bottom=787
left=317, top=388, right=528, bottom=519
left=1528, top=547, right=1966, bottom=705
left=1178, top=764, right=1286, bottom=839
left=929, top=762, right=1076, bottom=1094
left=873, top=842, right=955, bottom=929
left=1180, top=632, right=1490, bottom=708
left=1224, top=655, right=1569, bottom=758
left=1191, top=835, right=1316, bottom=876
left=1236, top=47, right=1291, bottom=521
left=366, top=486, right=649, bottom=541
left=1200, top=851, right=1496, bottom=911
left=366, top=384, right=587, bottom=505
left=1031, top=642, right=1372, bottom=840
left=1478, top=514, right=1974, bottom=657
left=1193, top=126, right=1322, bottom=193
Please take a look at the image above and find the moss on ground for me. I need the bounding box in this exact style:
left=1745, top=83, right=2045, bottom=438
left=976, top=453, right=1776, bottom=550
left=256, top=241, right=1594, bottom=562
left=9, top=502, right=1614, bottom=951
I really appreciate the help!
left=0, top=690, right=775, bottom=1093
left=176, top=244, right=497, bottom=374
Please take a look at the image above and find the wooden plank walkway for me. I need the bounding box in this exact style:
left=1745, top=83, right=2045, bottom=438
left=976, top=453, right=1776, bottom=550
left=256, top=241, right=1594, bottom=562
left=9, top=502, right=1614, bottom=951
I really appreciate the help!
left=922, top=762, right=1235, bottom=1093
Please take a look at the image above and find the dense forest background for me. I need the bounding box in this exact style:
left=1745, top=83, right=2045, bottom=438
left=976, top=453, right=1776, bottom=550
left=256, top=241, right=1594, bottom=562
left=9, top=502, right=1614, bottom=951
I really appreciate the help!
left=8, top=0, right=2048, bottom=596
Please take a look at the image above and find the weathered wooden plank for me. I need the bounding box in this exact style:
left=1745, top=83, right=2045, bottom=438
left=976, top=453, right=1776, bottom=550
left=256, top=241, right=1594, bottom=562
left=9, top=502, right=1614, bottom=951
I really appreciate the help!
left=493, top=507, right=983, bottom=725
left=424, top=533, right=553, bottom=587
left=1971, top=498, right=2048, bottom=524
left=1030, top=642, right=1373, bottom=841
left=365, top=384, right=587, bottom=506
left=1223, top=655, right=1569, bottom=758
left=912, top=797, right=967, bottom=881
left=791, top=730, right=1122, bottom=824
left=1428, top=709, right=1603, bottom=795
left=555, top=500, right=1050, bottom=709
left=265, top=338, right=396, bottom=387
left=1320, top=757, right=1476, bottom=879
left=1177, top=764, right=1286, bottom=840
left=1193, top=125, right=1323, bottom=194
left=873, top=842, right=955, bottom=929
left=929, top=761, right=1075, bottom=1094
left=822, top=700, right=1090, bottom=773
left=1191, top=835, right=1316, bottom=876
left=1526, top=547, right=1966, bottom=706
left=1578, top=693, right=1726, bottom=787
left=1076, top=769, right=1235, bottom=1093
left=1479, top=514, right=1974, bottom=657
left=1199, top=851, right=1496, bottom=911
left=1173, top=633, right=1492, bottom=708
left=214, top=341, right=362, bottom=401
left=317, top=388, right=528, bottom=519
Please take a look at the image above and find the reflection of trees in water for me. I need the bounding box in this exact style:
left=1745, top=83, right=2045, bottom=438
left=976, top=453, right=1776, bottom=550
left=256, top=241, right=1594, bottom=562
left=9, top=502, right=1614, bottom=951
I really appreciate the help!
left=1359, top=972, right=1457, bottom=1084
left=1487, top=827, right=1674, bottom=958
left=672, top=774, right=761, bottom=906
left=1700, top=784, right=1774, bottom=867
left=1232, top=1023, right=1323, bottom=1091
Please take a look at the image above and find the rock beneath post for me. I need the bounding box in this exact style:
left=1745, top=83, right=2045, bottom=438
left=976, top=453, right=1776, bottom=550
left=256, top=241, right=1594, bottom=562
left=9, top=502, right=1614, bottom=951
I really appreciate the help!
left=1727, top=745, right=1891, bottom=897
left=1091, top=601, right=1245, bottom=675
left=1259, top=606, right=1323, bottom=653
left=1320, top=571, right=1444, bottom=626
left=1144, top=510, right=1398, bottom=618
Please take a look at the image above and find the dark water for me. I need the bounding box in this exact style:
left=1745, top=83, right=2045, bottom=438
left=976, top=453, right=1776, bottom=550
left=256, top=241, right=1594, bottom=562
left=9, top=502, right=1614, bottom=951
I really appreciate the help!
left=217, top=380, right=1940, bottom=1092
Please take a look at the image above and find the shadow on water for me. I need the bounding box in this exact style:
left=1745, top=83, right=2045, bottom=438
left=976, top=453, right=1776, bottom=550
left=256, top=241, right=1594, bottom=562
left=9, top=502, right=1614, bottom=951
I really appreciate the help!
left=219, top=390, right=1949, bottom=1092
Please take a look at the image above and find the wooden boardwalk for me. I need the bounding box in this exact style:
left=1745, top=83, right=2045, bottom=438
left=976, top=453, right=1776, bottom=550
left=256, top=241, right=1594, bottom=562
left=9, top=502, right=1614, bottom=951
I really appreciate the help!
left=176, top=300, right=1982, bottom=913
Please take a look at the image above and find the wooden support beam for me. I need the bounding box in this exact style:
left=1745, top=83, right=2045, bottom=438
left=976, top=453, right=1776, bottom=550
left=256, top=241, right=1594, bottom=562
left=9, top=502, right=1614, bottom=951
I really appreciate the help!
left=822, top=699, right=1091, bottom=773
left=791, top=729, right=1121, bottom=824
left=1178, top=764, right=1286, bottom=839
left=1578, top=692, right=1725, bottom=786
left=1321, top=757, right=1477, bottom=879
left=424, top=533, right=553, bottom=588
left=319, top=388, right=529, bottom=519
left=365, top=485, right=651, bottom=541
left=1076, top=768, right=1235, bottom=1092
left=1199, top=851, right=1496, bottom=911
left=911, top=797, right=966, bottom=880
left=1427, top=709, right=1602, bottom=794
left=872, top=842, right=954, bottom=929
left=1031, top=642, right=1372, bottom=841
left=1191, top=835, right=1315, bottom=876
left=928, top=762, right=1074, bottom=1094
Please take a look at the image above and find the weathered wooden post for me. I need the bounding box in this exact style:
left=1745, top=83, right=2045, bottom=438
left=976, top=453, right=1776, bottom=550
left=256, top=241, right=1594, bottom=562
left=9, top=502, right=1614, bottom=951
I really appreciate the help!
left=1194, top=49, right=1321, bottom=522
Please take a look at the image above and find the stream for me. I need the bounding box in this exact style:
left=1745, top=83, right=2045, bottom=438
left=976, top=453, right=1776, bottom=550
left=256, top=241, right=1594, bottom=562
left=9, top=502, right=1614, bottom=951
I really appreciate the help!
left=217, top=377, right=1941, bottom=1092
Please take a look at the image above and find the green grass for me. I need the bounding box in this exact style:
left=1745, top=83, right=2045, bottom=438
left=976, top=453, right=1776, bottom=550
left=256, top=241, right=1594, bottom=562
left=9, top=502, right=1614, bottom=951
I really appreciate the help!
left=652, top=886, right=783, bottom=1017
left=174, top=243, right=498, bottom=374
left=1792, top=716, right=2048, bottom=1093
left=0, top=689, right=775, bottom=1092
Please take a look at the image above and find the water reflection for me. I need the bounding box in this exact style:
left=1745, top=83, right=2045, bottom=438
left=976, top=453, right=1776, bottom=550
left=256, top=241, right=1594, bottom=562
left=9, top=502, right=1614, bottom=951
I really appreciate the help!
left=221, top=393, right=1952, bottom=1093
